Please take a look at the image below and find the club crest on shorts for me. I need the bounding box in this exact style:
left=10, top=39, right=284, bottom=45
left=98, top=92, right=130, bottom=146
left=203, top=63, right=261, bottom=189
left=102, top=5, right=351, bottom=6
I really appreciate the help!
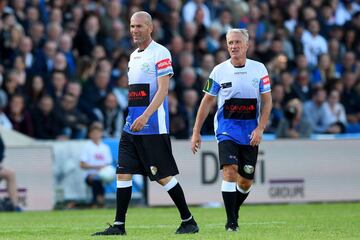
left=150, top=166, right=158, bottom=175
left=244, top=165, right=254, bottom=174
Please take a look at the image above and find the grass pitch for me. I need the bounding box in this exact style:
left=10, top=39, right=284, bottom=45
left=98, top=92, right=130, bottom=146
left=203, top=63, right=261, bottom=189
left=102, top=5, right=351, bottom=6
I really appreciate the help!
left=0, top=202, right=359, bottom=240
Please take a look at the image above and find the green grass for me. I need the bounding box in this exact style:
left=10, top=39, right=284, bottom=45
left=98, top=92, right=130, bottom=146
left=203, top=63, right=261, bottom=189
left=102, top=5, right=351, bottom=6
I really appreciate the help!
left=1, top=203, right=360, bottom=240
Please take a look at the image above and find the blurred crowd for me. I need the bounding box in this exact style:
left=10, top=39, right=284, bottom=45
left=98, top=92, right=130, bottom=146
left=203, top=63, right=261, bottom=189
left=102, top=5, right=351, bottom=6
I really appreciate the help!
left=0, top=0, right=359, bottom=140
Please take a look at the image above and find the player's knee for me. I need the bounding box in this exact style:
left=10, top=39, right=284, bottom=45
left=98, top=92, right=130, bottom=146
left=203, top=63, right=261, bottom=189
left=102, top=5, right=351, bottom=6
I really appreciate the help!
left=117, top=174, right=132, bottom=181
left=1, top=168, right=15, bottom=181
left=157, top=176, right=173, bottom=186
left=238, top=178, right=252, bottom=191
left=222, top=165, right=238, bottom=181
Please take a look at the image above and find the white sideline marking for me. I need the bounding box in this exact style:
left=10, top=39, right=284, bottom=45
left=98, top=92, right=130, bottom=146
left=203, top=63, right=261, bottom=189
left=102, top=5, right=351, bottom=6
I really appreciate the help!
left=126, top=221, right=287, bottom=229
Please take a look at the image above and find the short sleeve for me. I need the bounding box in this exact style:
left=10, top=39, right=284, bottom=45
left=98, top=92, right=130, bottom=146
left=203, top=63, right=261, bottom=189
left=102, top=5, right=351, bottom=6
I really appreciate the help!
left=155, top=47, right=174, bottom=78
left=259, top=64, right=271, bottom=93
left=203, top=68, right=221, bottom=96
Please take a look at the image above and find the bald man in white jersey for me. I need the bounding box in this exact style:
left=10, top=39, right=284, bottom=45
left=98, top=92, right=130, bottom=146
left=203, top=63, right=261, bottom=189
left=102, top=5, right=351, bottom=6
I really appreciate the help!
left=92, top=11, right=199, bottom=236
left=191, top=29, right=272, bottom=231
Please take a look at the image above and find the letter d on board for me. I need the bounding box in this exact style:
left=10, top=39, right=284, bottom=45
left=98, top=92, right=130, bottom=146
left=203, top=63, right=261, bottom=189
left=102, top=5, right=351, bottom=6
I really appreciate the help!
left=201, top=152, right=219, bottom=184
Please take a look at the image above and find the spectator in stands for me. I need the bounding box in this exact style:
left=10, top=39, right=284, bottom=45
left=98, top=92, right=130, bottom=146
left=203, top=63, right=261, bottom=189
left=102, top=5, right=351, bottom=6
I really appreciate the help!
left=16, top=37, right=35, bottom=72
left=162, top=10, right=181, bottom=45
left=31, top=95, right=64, bottom=140
left=73, top=14, right=104, bottom=57
left=341, top=71, right=360, bottom=133
left=58, top=33, right=76, bottom=78
left=80, top=122, right=113, bottom=208
left=112, top=73, right=128, bottom=111
left=323, top=89, right=347, bottom=134
left=311, top=53, right=337, bottom=87
left=76, top=56, right=96, bottom=86
left=0, top=90, right=12, bottom=129
left=100, top=0, right=122, bottom=37
left=94, top=92, right=124, bottom=139
left=33, top=40, right=58, bottom=82
left=196, top=53, right=215, bottom=84
left=335, top=51, right=359, bottom=77
left=279, top=71, right=297, bottom=104
left=2, top=70, right=23, bottom=100
left=57, top=93, right=88, bottom=139
left=176, top=67, right=202, bottom=99
left=25, top=75, right=46, bottom=110
left=212, top=8, right=233, bottom=35
left=5, top=94, right=33, bottom=137
left=28, top=21, right=46, bottom=50
left=302, top=19, right=328, bottom=68
left=2, top=23, right=25, bottom=67
left=292, top=70, right=312, bottom=102
left=284, top=3, right=300, bottom=34
left=303, top=87, right=328, bottom=133
left=12, top=55, right=27, bottom=88
left=276, top=98, right=312, bottom=138
left=79, top=70, right=112, bottom=121
left=182, top=89, right=199, bottom=138
left=0, top=134, right=21, bottom=211
left=168, top=91, right=188, bottom=139
left=182, top=0, right=211, bottom=28
left=65, top=81, right=82, bottom=98
left=289, top=24, right=305, bottom=57
left=47, top=22, right=63, bottom=42
left=266, top=84, right=285, bottom=133
left=48, top=70, right=68, bottom=105
left=104, top=19, right=132, bottom=57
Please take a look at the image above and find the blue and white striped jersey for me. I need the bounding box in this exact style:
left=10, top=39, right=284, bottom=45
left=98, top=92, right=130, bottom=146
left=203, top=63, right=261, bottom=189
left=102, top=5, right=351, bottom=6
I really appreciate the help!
left=123, top=41, right=173, bottom=135
left=204, top=58, right=271, bottom=145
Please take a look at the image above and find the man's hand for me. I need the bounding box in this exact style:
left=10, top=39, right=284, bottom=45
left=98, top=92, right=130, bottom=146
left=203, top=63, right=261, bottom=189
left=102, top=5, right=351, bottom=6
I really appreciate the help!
left=191, top=132, right=202, bottom=154
left=250, top=127, right=263, bottom=147
left=130, top=114, right=149, bottom=132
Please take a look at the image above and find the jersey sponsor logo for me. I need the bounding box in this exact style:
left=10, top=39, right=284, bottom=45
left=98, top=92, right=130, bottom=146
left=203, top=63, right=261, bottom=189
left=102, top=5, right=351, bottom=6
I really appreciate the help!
left=224, top=98, right=257, bottom=120
left=261, top=75, right=270, bottom=85
left=221, top=82, right=232, bottom=89
left=204, top=78, right=214, bottom=92
left=156, top=58, right=172, bottom=70
left=128, top=84, right=150, bottom=106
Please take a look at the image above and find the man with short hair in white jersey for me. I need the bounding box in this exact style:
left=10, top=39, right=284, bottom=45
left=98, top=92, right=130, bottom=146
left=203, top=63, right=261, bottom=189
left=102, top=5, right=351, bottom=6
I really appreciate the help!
left=93, top=11, right=199, bottom=236
left=191, top=28, right=272, bottom=231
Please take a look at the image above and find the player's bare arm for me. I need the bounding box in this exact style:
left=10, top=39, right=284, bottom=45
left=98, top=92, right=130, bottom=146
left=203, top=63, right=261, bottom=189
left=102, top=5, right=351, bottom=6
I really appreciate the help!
left=250, top=91, right=272, bottom=146
left=131, top=75, right=170, bottom=132
left=191, top=94, right=216, bottom=154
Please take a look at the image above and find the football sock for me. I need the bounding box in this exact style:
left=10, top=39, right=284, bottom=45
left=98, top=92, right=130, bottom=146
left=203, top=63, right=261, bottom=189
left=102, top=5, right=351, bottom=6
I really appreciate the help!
left=114, top=180, right=132, bottom=224
left=235, top=184, right=250, bottom=220
left=221, top=180, right=237, bottom=223
left=164, top=177, right=192, bottom=220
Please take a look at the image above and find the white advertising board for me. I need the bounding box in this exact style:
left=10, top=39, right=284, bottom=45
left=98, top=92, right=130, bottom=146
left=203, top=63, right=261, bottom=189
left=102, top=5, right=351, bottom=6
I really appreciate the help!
left=0, top=146, right=54, bottom=210
left=148, top=139, right=360, bottom=205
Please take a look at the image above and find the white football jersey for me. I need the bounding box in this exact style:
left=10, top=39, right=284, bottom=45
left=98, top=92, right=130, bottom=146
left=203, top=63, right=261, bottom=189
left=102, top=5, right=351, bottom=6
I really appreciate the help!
left=204, top=58, right=271, bottom=145
left=124, top=41, right=173, bottom=135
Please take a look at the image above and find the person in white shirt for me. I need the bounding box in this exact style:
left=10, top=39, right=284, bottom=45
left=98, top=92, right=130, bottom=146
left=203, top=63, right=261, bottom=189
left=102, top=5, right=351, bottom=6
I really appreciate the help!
left=323, top=89, right=347, bottom=133
left=80, top=122, right=113, bottom=207
left=302, top=19, right=328, bottom=67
